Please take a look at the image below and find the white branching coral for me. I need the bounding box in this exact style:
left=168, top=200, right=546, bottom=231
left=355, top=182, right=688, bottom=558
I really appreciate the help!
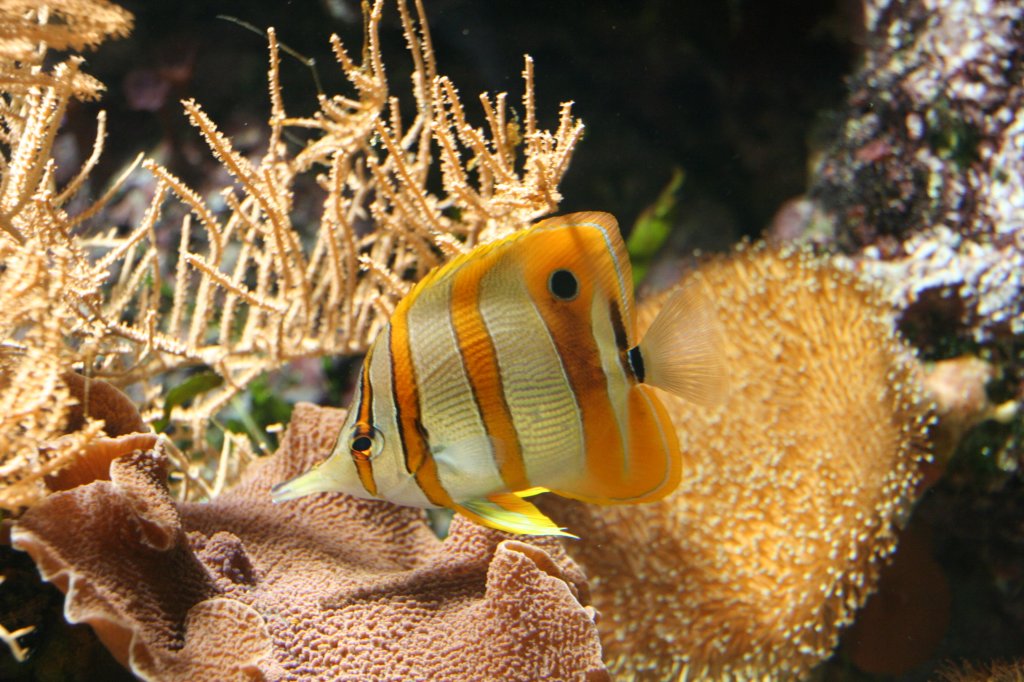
left=0, top=577, right=34, bottom=663
left=0, top=0, right=583, bottom=511
left=0, top=0, right=132, bottom=54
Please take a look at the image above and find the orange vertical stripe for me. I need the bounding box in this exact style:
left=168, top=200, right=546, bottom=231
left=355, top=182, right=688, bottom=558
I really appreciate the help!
left=519, top=227, right=627, bottom=500
left=449, top=256, right=529, bottom=491
left=388, top=298, right=454, bottom=508
left=519, top=221, right=678, bottom=503
left=352, top=351, right=378, bottom=497
left=624, top=384, right=682, bottom=503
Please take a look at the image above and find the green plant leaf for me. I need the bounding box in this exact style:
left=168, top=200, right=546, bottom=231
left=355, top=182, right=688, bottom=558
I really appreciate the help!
left=627, top=167, right=685, bottom=285
left=154, top=371, right=224, bottom=432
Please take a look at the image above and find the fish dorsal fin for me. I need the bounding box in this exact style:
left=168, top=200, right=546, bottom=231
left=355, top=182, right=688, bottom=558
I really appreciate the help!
left=638, top=279, right=728, bottom=406
left=399, top=213, right=633, bottom=332
left=456, top=494, right=576, bottom=537
left=526, top=211, right=635, bottom=343
left=398, top=220, right=541, bottom=309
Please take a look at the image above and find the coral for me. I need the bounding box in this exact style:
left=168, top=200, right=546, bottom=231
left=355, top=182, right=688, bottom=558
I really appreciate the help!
left=544, top=244, right=933, bottom=680
left=0, top=0, right=582, bottom=512
left=0, top=577, right=33, bottom=663
left=853, top=226, right=1024, bottom=342
left=58, top=373, right=147, bottom=437
left=0, top=0, right=132, bottom=55
left=810, top=0, right=1024, bottom=342
left=936, top=659, right=1024, bottom=682
left=922, top=355, right=1012, bottom=462
left=10, top=403, right=606, bottom=681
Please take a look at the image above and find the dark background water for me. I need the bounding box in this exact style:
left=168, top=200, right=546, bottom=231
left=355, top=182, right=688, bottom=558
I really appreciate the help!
left=78, top=0, right=858, bottom=249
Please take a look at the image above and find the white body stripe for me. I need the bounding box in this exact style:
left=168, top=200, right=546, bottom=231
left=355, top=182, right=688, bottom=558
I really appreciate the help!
left=589, top=292, right=632, bottom=476
left=366, top=327, right=433, bottom=507
left=479, top=260, right=585, bottom=487
left=406, top=276, right=505, bottom=501
left=569, top=219, right=633, bottom=344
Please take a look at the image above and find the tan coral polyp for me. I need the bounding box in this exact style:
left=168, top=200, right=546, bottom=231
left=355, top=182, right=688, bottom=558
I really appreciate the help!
left=555, top=244, right=932, bottom=680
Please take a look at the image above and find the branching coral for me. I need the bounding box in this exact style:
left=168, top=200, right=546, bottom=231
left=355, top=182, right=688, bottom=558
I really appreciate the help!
left=0, top=0, right=134, bottom=509
left=11, top=403, right=606, bottom=681
left=0, top=0, right=582, bottom=511
left=545, top=244, right=933, bottom=680
left=0, top=577, right=33, bottom=663
left=937, top=659, right=1024, bottom=682
left=0, top=0, right=131, bottom=55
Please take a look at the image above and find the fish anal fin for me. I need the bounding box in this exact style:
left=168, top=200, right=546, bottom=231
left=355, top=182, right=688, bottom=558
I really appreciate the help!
left=547, top=384, right=681, bottom=506
left=455, top=494, right=576, bottom=538
left=638, top=279, right=728, bottom=407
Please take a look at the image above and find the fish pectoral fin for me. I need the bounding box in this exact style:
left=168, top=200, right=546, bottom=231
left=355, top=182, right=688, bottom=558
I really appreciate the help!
left=432, top=435, right=502, bottom=478
left=456, top=494, right=576, bottom=538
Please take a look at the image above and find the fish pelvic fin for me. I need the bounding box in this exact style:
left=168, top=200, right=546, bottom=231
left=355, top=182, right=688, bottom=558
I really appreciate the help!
left=456, top=493, right=577, bottom=538
left=637, top=278, right=728, bottom=407
left=513, top=486, right=550, bottom=498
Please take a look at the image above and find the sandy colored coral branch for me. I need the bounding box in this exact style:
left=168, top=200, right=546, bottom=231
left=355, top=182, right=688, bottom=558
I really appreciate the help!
left=0, top=0, right=581, bottom=512
left=0, top=578, right=34, bottom=663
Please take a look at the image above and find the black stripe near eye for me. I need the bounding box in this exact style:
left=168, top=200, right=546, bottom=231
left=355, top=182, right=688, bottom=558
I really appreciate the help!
left=548, top=269, right=579, bottom=300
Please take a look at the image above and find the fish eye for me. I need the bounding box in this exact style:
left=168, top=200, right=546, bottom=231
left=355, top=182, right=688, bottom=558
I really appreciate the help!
left=350, top=424, right=384, bottom=460
left=548, top=268, right=579, bottom=301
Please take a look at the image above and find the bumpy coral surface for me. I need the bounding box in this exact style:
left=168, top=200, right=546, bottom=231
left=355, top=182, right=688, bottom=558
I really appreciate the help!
left=11, top=404, right=606, bottom=681
left=546, top=244, right=933, bottom=680
left=811, top=0, right=1024, bottom=342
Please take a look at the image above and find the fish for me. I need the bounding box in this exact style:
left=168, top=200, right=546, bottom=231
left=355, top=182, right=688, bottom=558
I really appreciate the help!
left=271, top=211, right=727, bottom=537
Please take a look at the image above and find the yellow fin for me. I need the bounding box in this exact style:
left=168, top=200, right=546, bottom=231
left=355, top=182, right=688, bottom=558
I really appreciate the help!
left=456, top=493, right=576, bottom=538
left=638, top=279, right=728, bottom=406
left=513, top=487, right=550, bottom=498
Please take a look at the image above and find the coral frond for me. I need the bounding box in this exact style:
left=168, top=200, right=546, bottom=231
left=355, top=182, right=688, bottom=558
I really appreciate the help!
left=0, top=0, right=581, bottom=512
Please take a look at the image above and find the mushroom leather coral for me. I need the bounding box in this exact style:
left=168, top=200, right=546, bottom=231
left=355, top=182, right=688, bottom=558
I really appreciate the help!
left=12, top=403, right=607, bottom=681
left=546, top=244, right=933, bottom=680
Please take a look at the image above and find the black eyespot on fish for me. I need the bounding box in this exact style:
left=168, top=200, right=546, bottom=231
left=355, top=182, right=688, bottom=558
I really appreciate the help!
left=548, top=269, right=579, bottom=300
left=352, top=435, right=373, bottom=453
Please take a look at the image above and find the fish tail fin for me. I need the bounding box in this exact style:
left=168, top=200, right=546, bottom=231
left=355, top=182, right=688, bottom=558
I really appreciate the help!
left=637, top=278, right=728, bottom=406
left=456, top=493, right=577, bottom=538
